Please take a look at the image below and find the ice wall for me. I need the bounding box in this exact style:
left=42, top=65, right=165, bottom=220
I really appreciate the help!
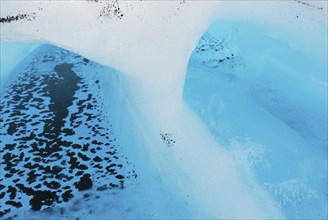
left=209, top=0, right=328, bottom=149
left=185, top=18, right=327, bottom=219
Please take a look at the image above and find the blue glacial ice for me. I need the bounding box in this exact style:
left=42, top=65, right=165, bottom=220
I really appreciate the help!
left=0, top=1, right=327, bottom=219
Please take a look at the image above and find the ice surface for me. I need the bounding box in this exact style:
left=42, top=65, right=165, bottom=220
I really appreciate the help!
left=0, top=0, right=327, bottom=219
left=185, top=18, right=327, bottom=219
left=0, top=42, right=38, bottom=92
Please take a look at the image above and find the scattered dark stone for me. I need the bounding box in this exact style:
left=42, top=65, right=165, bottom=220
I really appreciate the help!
left=5, top=201, right=22, bottom=208
left=35, top=184, right=42, bottom=189
left=109, top=183, right=118, bottom=188
left=44, top=181, right=61, bottom=189
left=93, top=156, right=102, bottom=162
left=75, top=171, right=84, bottom=176
left=78, top=164, right=88, bottom=170
left=7, top=123, right=17, bottom=135
left=62, top=128, right=75, bottom=136
left=0, top=45, right=129, bottom=217
left=74, top=174, right=92, bottom=191
left=115, top=174, right=124, bottom=180
left=0, top=209, right=10, bottom=218
left=29, top=190, right=58, bottom=211
left=96, top=186, right=108, bottom=191
left=160, top=133, right=176, bottom=147
left=78, top=153, right=90, bottom=161
left=62, top=190, right=73, bottom=202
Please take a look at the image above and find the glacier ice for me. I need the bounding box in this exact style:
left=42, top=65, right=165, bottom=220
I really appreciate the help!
left=0, top=0, right=327, bottom=219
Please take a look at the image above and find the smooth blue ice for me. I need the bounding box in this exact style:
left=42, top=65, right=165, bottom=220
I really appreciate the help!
left=184, top=20, right=327, bottom=219
left=0, top=42, right=38, bottom=93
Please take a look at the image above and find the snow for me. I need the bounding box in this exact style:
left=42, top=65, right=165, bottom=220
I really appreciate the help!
left=1, top=0, right=327, bottom=219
